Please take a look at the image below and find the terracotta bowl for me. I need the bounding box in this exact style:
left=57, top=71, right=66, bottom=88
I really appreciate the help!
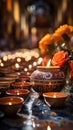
left=5, top=73, right=19, bottom=79
left=11, top=81, right=31, bottom=90
left=19, top=75, right=30, bottom=82
left=43, top=92, right=68, bottom=107
left=0, top=96, right=24, bottom=116
left=0, top=77, right=16, bottom=83
left=6, top=89, right=30, bottom=99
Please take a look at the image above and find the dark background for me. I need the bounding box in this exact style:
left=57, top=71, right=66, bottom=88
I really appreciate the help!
left=0, top=0, right=73, bottom=51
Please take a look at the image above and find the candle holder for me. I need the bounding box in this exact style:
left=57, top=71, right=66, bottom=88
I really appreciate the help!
left=0, top=96, right=24, bottom=116
left=30, top=66, right=65, bottom=95
left=43, top=92, right=68, bottom=107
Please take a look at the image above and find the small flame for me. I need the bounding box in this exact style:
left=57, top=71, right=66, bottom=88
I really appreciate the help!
left=53, top=94, right=56, bottom=98
left=47, top=125, right=52, bottom=130
left=46, top=59, right=51, bottom=67
left=0, top=63, right=4, bottom=67
left=24, top=68, right=28, bottom=72
left=15, top=63, right=20, bottom=68
left=17, top=58, right=21, bottom=62
left=29, top=64, right=32, bottom=69
left=9, top=102, right=12, bottom=105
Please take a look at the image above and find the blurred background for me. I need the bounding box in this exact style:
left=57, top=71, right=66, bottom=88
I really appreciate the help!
left=0, top=0, right=73, bottom=51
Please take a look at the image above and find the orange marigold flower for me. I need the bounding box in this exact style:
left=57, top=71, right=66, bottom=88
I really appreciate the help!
left=69, top=25, right=73, bottom=32
left=39, top=34, right=52, bottom=46
left=52, top=33, right=64, bottom=43
left=55, top=24, right=70, bottom=36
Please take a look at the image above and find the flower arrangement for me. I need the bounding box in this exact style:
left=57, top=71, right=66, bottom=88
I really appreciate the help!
left=39, top=24, right=73, bottom=91
left=39, top=24, right=73, bottom=65
left=39, top=24, right=73, bottom=57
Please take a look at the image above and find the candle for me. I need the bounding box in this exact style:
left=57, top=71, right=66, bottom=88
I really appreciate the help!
left=17, top=58, right=21, bottom=62
left=0, top=63, right=4, bottom=67
left=15, top=63, right=20, bottom=69
left=47, top=125, right=51, bottom=130
left=43, top=92, right=68, bottom=107
left=28, top=64, right=32, bottom=69
left=9, top=102, right=12, bottom=105
left=24, top=68, right=28, bottom=72
left=37, top=57, right=43, bottom=65
left=53, top=94, right=56, bottom=98
left=46, top=59, right=51, bottom=67
left=33, top=62, right=37, bottom=67
left=3, top=56, right=8, bottom=61
left=0, top=59, right=2, bottom=63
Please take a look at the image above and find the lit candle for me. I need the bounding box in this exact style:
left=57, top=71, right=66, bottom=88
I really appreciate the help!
left=47, top=125, right=51, bottom=130
left=28, top=64, right=32, bottom=69
left=3, top=56, right=8, bottom=61
left=0, top=59, right=2, bottom=63
left=37, top=57, right=43, bottom=65
left=53, top=94, right=57, bottom=98
left=15, top=63, right=20, bottom=69
left=17, top=92, right=20, bottom=95
left=0, top=63, right=4, bottom=67
left=46, top=59, right=51, bottom=67
left=24, top=68, right=28, bottom=72
left=17, top=58, right=21, bottom=62
left=33, top=62, right=37, bottom=66
left=9, top=102, right=12, bottom=105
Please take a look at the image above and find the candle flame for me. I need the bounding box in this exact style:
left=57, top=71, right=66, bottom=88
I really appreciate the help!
left=17, top=58, right=21, bottom=62
left=47, top=125, right=51, bottom=130
left=53, top=94, right=56, bottom=98
left=24, top=68, right=28, bottom=72
left=29, top=64, right=32, bottom=69
left=9, top=102, right=12, bottom=105
left=0, top=63, right=4, bottom=67
left=46, top=59, right=51, bottom=67
left=33, top=62, right=37, bottom=66
left=15, top=63, right=20, bottom=68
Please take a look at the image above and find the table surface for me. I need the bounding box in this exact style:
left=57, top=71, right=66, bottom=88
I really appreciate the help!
left=0, top=89, right=73, bottom=130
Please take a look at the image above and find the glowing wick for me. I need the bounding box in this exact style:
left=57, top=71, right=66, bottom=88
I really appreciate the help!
left=17, top=58, right=21, bottom=62
left=33, top=62, right=37, bottom=66
left=15, top=63, right=20, bottom=69
left=0, top=63, right=4, bottom=67
left=53, top=94, right=56, bottom=98
left=29, top=64, right=32, bottom=69
left=46, top=59, right=51, bottom=67
left=9, top=102, right=12, bottom=105
left=24, top=68, right=28, bottom=72
left=47, top=125, right=51, bottom=130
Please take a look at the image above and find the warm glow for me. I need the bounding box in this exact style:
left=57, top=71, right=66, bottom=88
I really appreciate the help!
left=13, top=0, right=20, bottom=23
left=17, top=92, right=20, bottom=95
left=7, top=0, right=12, bottom=12
left=25, top=56, right=31, bottom=61
left=0, top=59, right=2, bottom=63
left=31, top=27, right=37, bottom=35
left=0, top=63, right=4, bottom=67
left=47, top=125, right=51, bottom=130
left=27, top=72, right=30, bottom=75
left=9, top=102, right=12, bottom=105
left=28, top=64, right=32, bottom=69
left=53, top=94, right=56, bottom=98
left=37, top=57, right=43, bottom=64
left=7, top=55, right=12, bottom=60
left=17, top=58, right=21, bottom=62
left=15, top=63, right=20, bottom=68
left=46, top=59, right=51, bottom=67
left=33, top=62, right=37, bottom=66
left=3, top=56, right=8, bottom=61
left=24, top=68, right=28, bottom=72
